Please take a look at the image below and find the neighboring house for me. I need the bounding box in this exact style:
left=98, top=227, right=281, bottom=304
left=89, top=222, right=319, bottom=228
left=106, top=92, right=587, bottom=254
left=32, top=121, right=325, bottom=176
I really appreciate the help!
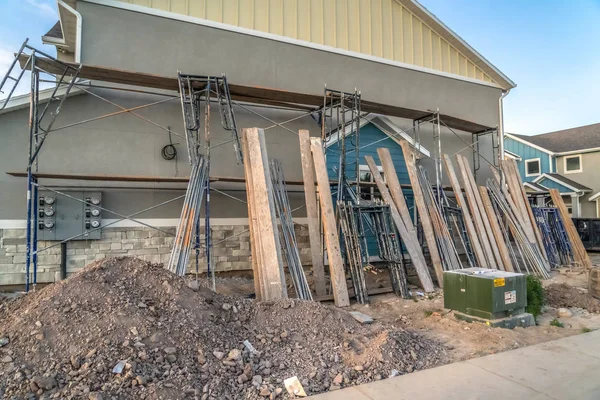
left=0, top=0, right=515, bottom=285
left=505, top=122, right=600, bottom=218
left=325, top=115, right=429, bottom=258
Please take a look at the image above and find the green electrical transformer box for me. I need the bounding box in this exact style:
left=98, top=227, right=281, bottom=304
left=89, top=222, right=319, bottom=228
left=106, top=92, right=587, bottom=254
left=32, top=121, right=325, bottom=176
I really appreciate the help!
left=443, top=268, right=534, bottom=328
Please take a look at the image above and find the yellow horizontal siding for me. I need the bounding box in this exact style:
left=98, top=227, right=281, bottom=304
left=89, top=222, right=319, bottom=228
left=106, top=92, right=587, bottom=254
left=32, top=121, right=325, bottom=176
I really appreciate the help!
left=120, top=0, right=496, bottom=84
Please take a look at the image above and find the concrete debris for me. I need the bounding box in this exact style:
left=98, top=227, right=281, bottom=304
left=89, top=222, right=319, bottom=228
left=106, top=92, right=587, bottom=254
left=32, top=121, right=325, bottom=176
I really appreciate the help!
left=349, top=311, right=374, bottom=324
left=284, top=376, right=307, bottom=397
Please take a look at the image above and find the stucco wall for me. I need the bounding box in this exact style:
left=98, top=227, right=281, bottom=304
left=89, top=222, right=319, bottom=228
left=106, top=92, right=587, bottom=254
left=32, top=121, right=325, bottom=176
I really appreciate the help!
left=0, top=1, right=505, bottom=284
left=556, top=152, right=600, bottom=218
left=77, top=2, right=502, bottom=129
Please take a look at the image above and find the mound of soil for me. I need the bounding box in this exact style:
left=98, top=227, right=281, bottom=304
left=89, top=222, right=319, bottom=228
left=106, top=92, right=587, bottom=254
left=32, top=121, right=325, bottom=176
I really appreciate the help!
left=0, top=257, right=447, bottom=399
left=545, top=283, right=600, bottom=313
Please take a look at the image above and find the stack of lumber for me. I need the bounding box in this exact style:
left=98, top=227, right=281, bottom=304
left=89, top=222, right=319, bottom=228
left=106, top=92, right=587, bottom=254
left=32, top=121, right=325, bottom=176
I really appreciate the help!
left=242, top=128, right=287, bottom=301
left=364, top=150, right=435, bottom=292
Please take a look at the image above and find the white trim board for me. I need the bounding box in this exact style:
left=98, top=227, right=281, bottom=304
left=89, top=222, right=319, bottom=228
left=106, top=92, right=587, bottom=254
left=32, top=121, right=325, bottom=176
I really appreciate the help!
left=81, top=0, right=503, bottom=90
left=523, top=182, right=546, bottom=193
left=504, top=150, right=522, bottom=161
left=589, top=191, right=600, bottom=202
left=324, top=114, right=431, bottom=157
left=0, top=217, right=309, bottom=230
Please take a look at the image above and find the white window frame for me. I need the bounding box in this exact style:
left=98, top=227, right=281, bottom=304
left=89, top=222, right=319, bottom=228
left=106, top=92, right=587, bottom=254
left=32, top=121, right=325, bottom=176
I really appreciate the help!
left=525, top=158, right=541, bottom=177
left=564, top=154, right=582, bottom=174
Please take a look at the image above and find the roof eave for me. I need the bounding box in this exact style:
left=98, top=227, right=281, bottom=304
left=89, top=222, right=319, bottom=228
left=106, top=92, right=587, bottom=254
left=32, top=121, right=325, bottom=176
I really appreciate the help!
left=400, top=0, right=516, bottom=90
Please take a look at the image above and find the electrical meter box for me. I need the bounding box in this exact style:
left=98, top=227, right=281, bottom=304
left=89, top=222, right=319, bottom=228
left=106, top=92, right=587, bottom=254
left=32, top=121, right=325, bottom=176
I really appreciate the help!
left=444, top=268, right=534, bottom=328
left=37, top=191, right=102, bottom=241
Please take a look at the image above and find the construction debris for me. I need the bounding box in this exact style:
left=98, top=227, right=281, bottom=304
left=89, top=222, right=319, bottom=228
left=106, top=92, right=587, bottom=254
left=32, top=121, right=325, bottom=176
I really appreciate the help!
left=0, top=257, right=448, bottom=399
left=283, top=376, right=307, bottom=397
left=349, top=311, right=374, bottom=324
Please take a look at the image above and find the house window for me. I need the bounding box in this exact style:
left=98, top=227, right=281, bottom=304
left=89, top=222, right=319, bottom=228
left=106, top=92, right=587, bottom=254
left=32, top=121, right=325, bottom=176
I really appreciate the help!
left=564, top=154, right=582, bottom=174
left=358, top=165, right=385, bottom=200
left=525, top=158, right=541, bottom=177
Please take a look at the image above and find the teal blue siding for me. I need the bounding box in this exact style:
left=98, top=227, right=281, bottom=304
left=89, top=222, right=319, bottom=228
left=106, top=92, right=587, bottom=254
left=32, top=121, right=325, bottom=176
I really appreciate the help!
left=537, top=177, right=572, bottom=193
left=504, top=137, right=552, bottom=182
left=326, top=123, right=414, bottom=257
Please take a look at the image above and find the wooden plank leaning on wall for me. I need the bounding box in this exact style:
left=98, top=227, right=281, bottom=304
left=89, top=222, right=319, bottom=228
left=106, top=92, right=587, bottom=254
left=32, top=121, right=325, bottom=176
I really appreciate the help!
left=242, top=128, right=287, bottom=300
left=398, top=140, right=444, bottom=286
left=549, top=189, right=593, bottom=269
left=310, top=138, right=350, bottom=307
left=442, top=154, right=487, bottom=268
left=298, top=130, right=326, bottom=296
left=364, top=155, right=435, bottom=292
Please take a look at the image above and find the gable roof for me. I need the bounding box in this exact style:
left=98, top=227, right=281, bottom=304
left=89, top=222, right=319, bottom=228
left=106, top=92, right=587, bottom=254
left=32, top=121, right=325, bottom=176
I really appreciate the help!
left=510, top=122, right=600, bottom=154
left=533, top=173, right=592, bottom=193
left=524, top=181, right=548, bottom=193
left=43, top=21, right=63, bottom=40
left=78, top=0, right=514, bottom=90
left=324, top=114, right=430, bottom=157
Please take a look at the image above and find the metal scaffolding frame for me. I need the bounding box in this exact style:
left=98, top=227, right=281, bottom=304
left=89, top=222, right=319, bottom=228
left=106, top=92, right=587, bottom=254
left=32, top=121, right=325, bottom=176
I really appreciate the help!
left=1, top=42, right=320, bottom=292
left=1, top=40, right=502, bottom=295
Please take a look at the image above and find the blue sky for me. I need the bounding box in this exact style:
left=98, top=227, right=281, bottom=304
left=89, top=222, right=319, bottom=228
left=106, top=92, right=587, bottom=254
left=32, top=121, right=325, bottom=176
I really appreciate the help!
left=1, top=0, right=599, bottom=136
left=419, top=0, right=600, bottom=135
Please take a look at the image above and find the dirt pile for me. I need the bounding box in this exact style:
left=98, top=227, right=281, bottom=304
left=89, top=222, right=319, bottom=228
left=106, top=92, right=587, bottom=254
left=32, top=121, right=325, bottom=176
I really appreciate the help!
left=545, top=283, right=600, bottom=313
left=0, top=257, right=447, bottom=399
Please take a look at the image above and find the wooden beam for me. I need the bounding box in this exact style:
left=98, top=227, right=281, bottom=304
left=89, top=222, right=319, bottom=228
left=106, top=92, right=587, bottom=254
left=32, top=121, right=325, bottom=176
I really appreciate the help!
left=365, top=155, right=434, bottom=292
left=549, top=189, right=593, bottom=269
left=442, top=154, right=487, bottom=268
left=7, top=171, right=449, bottom=190
left=298, top=130, right=326, bottom=296
left=479, top=186, right=514, bottom=272
left=377, top=148, right=413, bottom=228
left=455, top=155, right=499, bottom=269
left=243, top=128, right=287, bottom=300
left=241, top=132, right=263, bottom=300
left=399, top=141, right=444, bottom=286
left=310, top=138, right=350, bottom=307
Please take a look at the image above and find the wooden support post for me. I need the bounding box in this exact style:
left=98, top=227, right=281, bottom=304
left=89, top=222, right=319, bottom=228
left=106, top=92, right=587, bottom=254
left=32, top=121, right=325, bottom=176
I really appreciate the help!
left=243, top=128, right=287, bottom=300
left=399, top=141, right=444, bottom=286
left=455, top=155, right=499, bottom=269
left=365, top=155, right=435, bottom=292
left=298, top=130, right=326, bottom=296
left=479, top=186, right=514, bottom=272
left=549, top=189, right=593, bottom=269
left=442, top=154, right=487, bottom=267
left=377, top=148, right=414, bottom=229
left=241, top=132, right=262, bottom=300
left=310, top=138, right=350, bottom=307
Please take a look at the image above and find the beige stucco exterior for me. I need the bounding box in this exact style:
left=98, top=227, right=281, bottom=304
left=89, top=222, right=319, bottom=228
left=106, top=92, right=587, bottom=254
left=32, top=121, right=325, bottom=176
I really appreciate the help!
left=105, top=0, right=513, bottom=88
left=556, top=151, right=600, bottom=218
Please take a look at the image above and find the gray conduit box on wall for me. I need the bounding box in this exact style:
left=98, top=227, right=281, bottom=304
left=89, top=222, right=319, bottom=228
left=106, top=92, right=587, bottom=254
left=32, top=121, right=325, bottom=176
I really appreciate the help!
left=37, top=191, right=102, bottom=241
